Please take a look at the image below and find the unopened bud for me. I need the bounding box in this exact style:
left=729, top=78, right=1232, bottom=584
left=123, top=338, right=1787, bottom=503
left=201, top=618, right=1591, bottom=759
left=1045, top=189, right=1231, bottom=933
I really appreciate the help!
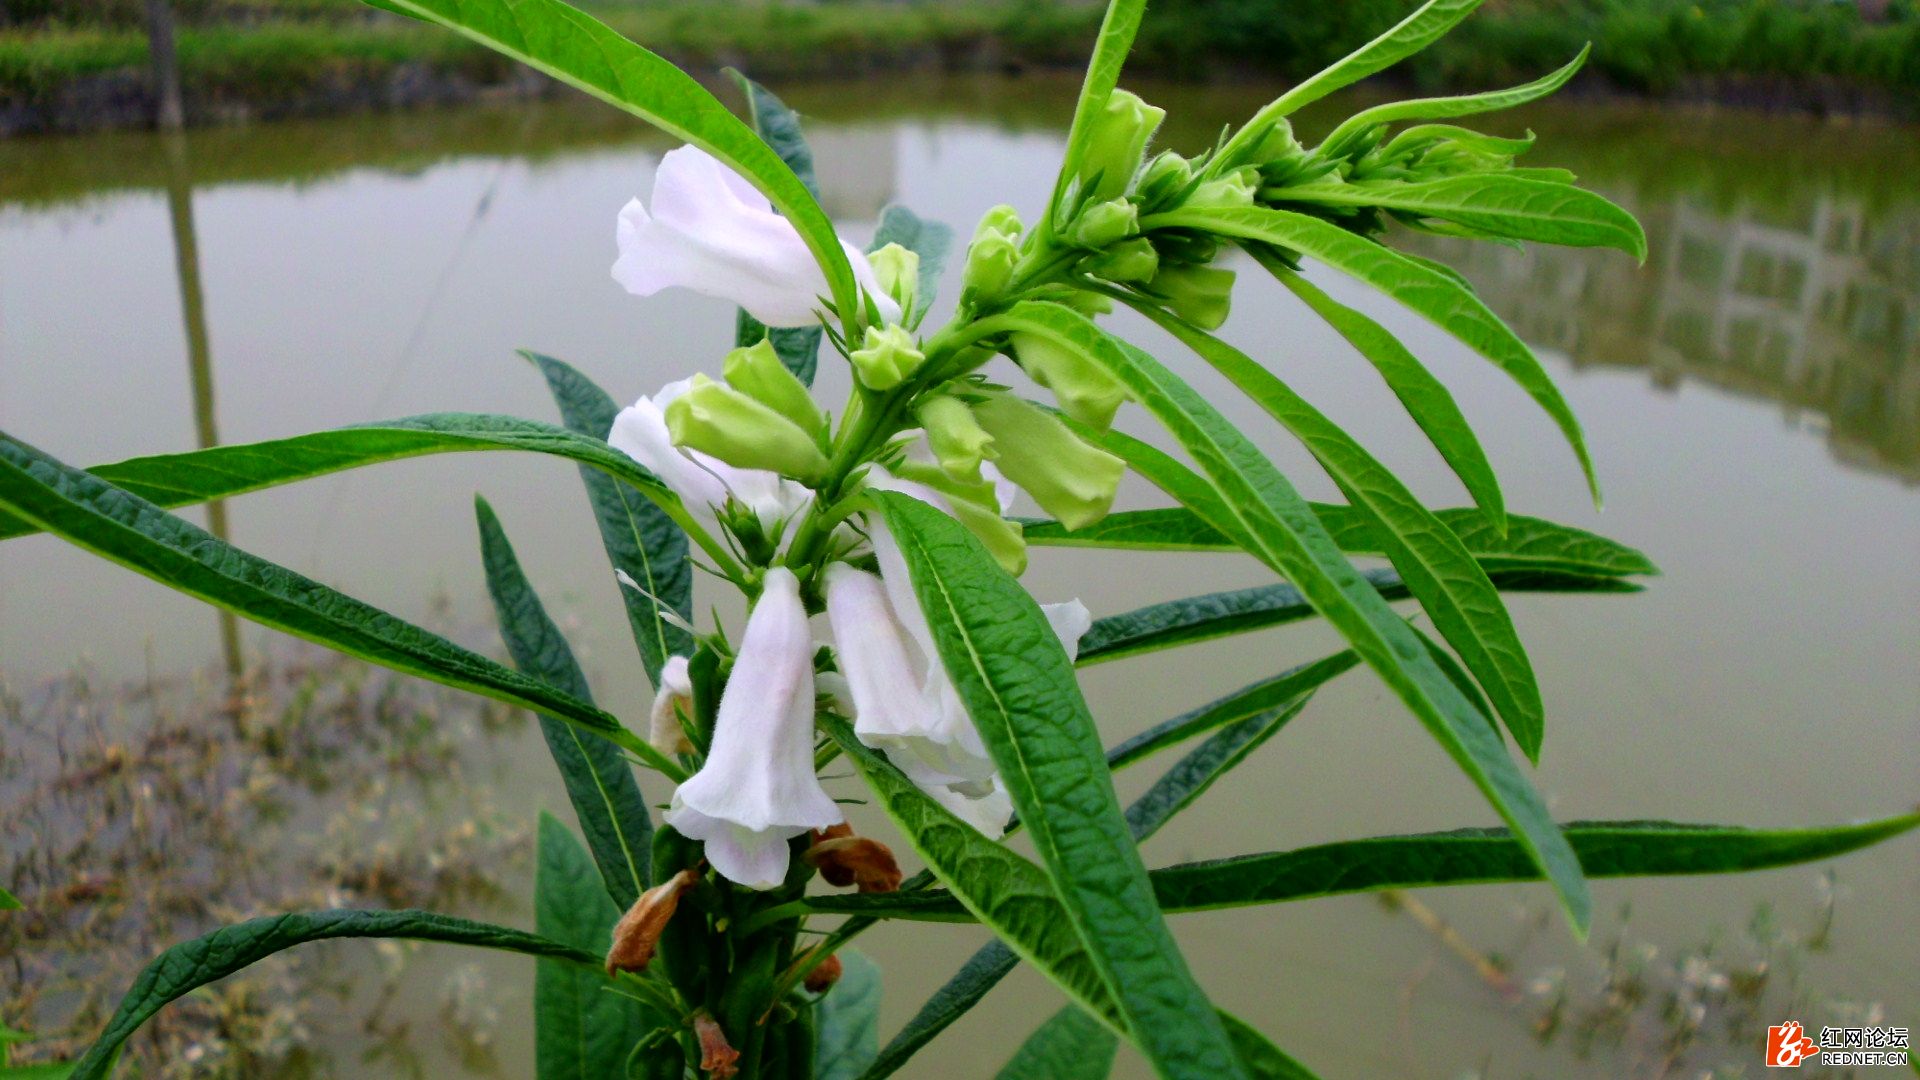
left=970, top=395, right=1123, bottom=531
left=1185, top=166, right=1259, bottom=211
left=1135, top=150, right=1194, bottom=207
left=979, top=204, right=1024, bottom=239
left=868, top=242, right=920, bottom=315
left=1064, top=198, right=1138, bottom=250
left=1081, top=237, right=1159, bottom=285
left=804, top=952, right=843, bottom=994
left=962, top=228, right=1019, bottom=301
left=722, top=337, right=825, bottom=439
left=1078, top=89, right=1165, bottom=201
left=666, top=374, right=829, bottom=482
left=915, top=394, right=997, bottom=482
left=648, top=655, right=695, bottom=755
left=694, top=1012, right=740, bottom=1079
left=1010, top=331, right=1131, bottom=432
left=606, top=868, right=700, bottom=975
left=848, top=325, right=926, bottom=391
left=890, top=462, right=1027, bottom=575
left=805, top=825, right=904, bottom=893
left=1146, top=264, right=1236, bottom=331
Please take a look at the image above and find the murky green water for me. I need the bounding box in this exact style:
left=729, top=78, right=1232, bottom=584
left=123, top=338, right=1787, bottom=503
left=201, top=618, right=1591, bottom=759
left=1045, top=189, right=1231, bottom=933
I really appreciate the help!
left=2, top=75, right=1916, bottom=1077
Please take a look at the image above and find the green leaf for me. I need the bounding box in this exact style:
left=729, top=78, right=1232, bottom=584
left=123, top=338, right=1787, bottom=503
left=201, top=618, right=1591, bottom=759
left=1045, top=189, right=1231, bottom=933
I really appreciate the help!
left=815, top=950, right=882, bottom=1080
left=1271, top=266, right=1504, bottom=528
left=0, top=885, right=18, bottom=911
left=0, top=432, right=684, bottom=781
left=1124, top=695, right=1315, bottom=841
left=1123, top=300, right=1546, bottom=762
left=1051, top=0, right=1146, bottom=216
left=728, top=73, right=826, bottom=384
left=480, top=499, right=653, bottom=906
left=534, top=813, right=650, bottom=1080
left=872, top=492, right=1245, bottom=1079
left=857, top=941, right=1018, bottom=1080
left=870, top=204, right=954, bottom=323
left=1140, top=205, right=1599, bottom=505
left=1272, top=175, right=1645, bottom=259
left=1220, top=0, right=1484, bottom=162
left=983, top=304, right=1590, bottom=933
left=525, top=352, right=693, bottom=685
left=1106, top=652, right=1360, bottom=772
left=1, top=1064, right=75, bottom=1080
left=997, top=1006, right=1118, bottom=1080
left=69, top=909, right=601, bottom=1080
left=1318, top=46, right=1591, bottom=156
left=362, top=0, right=860, bottom=330
left=1217, top=1012, right=1319, bottom=1080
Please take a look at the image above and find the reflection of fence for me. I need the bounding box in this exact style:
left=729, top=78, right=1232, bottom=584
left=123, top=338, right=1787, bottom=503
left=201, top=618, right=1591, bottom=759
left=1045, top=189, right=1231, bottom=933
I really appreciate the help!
left=1406, top=186, right=1920, bottom=486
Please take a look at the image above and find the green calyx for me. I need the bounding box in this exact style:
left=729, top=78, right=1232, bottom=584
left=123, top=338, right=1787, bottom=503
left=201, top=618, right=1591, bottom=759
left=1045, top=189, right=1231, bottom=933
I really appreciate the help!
left=1146, top=263, right=1236, bottom=331
left=849, top=325, right=926, bottom=391
left=1185, top=167, right=1260, bottom=211
left=1010, top=330, right=1132, bottom=432
left=1065, top=198, right=1139, bottom=250
left=968, top=394, right=1123, bottom=531
left=1135, top=150, right=1194, bottom=209
left=962, top=228, right=1020, bottom=302
left=722, top=337, right=826, bottom=439
left=914, top=394, right=998, bottom=482
left=666, top=374, right=831, bottom=482
left=1082, top=238, right=1160, bottom=285
left=1078, top=89, right=1165, bottom=203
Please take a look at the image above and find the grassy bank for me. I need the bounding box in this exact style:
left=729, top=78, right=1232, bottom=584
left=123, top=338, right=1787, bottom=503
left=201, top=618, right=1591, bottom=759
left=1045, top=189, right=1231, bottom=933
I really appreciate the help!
left=3, top=0, right=1918, bottom=134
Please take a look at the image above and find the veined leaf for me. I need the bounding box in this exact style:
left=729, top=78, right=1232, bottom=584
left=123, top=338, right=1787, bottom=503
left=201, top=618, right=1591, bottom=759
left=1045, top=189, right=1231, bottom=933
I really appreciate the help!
left=872, top=492, right=1246, bottom=1079
left=729, top=73, right=827, bottom=384
left=857, top=941, right=1019, bottom=1080
left=1106, top=652, right=1360, bottom=772
left=1051, top=0, right=1146, bottom=219
left=1140, top=205, right=1599, bottom=505
left=1319, top=46, right=1591, bottom=156
left=0, top=432, right=684, bottom=781
left=870, top=205, right=954, bottom=324
left=1217, top=1012, right=1319, bottom=1080
left=1271, top=175, right=1645, bottom=259
left=982, top=303, right=1591, bottom=932
left=480, top=499, right=653, bottom=906
left=526, top=353, right=693, bottom=685
left=815, top=950, right=883, bottom=1080
left=1270, top=266, right=1503, bottom=528
left=69, top=909, right=600, bottom=1080
left=362, top=0, right=861, bottom=329
left=1124, top=691, right=1315, bottom=841
left=997, top=1006, right=1118, bottom=1080
left=1219, top=0, right=1484, bottom=164
left=533, top=814, right=650, bottom=1080
left=1124, top=299, right=1546, bottom=761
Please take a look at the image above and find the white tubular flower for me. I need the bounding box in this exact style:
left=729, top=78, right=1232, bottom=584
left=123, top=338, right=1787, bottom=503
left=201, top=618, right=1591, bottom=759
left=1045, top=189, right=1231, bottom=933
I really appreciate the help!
left=608, top=377, right=812, bottom=537
left=664, top=568, right=842, bottom=889
left=649, top=655, right=695, bottom=756
left=612, top=145, right=900, bottom=328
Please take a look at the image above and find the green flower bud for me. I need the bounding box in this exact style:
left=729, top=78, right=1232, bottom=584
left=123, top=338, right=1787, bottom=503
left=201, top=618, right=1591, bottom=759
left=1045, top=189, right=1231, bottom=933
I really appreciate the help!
left=1010, top=331, right=1131, bottom=432
left=1135, top=150, right=1194, bottom=208
left=1064, top=198, right=1138, bottom=250
left=1078, top=89, right=1165, bottom=202
left=1081, top=237, right=1159, bottom=284
left=666, top=374, right=830, bottom=482
left=978, top=204, right=1024, bottom=239
left=1151, top=231, right=1219, bottom=268
left=1185, top=167, right=1259, bottom=211
left=849, top=325, right=925, bottom=391
left=915, top=394, right=997, bottom=482
left=722, top=337, right=825, bottom=439
left=891, top=461, right=1027, bottom=575
left=969, top=394, right=1123, bottom=531
left=868, top=241, right=920, bottom=315
left=961, top=229, right=1019, bottom=301
left=1147, top=264, right=1235, bottom=331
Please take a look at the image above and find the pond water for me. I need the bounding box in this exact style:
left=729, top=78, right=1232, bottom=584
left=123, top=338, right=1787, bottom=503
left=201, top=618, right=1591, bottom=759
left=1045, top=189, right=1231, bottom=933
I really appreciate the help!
left=1, top=74, right=1916, bottom=1078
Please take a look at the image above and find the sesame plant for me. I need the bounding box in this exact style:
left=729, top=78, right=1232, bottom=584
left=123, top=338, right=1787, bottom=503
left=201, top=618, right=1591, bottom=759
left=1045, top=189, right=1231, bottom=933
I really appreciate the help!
left=0, top=0, right=1913, bottom=1077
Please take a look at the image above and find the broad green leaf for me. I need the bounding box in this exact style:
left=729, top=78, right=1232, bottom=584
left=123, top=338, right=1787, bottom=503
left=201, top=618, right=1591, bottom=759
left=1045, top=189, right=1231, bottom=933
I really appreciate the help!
left=997, top=1006, right=1118, bottom=1080
left=872, top=492, right=1245, bottom=1079
left=69, top=909, right=600, bottom=1080
left=0, top=432, right=683, bottom=781
left=1106, top=652, right=1360, bottom=772
left=0, top=885, right=18, bottom=911
left=982, top=303, right=1590, bottom=933
left=1217, top=1012, right=1319, bottom=1080
left=1271, top=175, right=1645, bottom=259
left=1318, top=46, right=1592, bottom=157
left=815, top=950, right=883, bottom=1080
left=870, top=205, right=954, bottom=324
left=729, top=73, right=827, bottom=384
left=362, top=0, right=860, bottom=328
left=1140, top=205, right=1600, bottom=504
left=1219, top=0, right=1484, bottom=163
left=1051, top=0, right=1146, bottom=217
left=525, top=352, right=693, bottom=685
left=480, top=499, right=652, bottom=905
left=533, top=813, right=650, bottom=1080
left=1126, top=300, right=1546, bottom=762
left=1271, top=266, right=1504, bottom=528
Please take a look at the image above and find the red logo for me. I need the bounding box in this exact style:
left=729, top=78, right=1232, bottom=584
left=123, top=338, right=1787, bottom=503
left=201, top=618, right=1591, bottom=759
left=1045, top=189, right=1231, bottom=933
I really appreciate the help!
left=1766, top=1021, right=1822, bottom=1067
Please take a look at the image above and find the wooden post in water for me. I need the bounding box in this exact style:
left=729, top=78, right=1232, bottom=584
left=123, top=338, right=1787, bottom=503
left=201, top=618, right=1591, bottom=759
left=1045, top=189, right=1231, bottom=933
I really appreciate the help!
left=141, top=0, right=185, bottom=131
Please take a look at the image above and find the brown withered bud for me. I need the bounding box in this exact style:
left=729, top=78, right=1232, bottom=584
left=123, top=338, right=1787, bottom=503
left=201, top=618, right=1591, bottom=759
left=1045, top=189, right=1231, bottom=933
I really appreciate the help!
left=804, top=952, right=844, bottom=994
left=605, top=868, right=699, bottom=975
left=694, top=1011, right=740, bottom=1079
left=804, top=827, right=903, bottom=894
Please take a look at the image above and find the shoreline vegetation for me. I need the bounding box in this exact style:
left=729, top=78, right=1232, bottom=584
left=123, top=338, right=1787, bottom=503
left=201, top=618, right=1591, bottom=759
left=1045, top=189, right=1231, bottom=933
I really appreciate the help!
left=2, top=0, right=1919, bottom=136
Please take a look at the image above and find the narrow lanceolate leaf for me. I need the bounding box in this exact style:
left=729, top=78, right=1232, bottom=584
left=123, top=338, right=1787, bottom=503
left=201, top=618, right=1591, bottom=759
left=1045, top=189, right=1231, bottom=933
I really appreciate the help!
left=1141, top=205, right=1600, bottom=504
left=1217, top=1012, right=1319, bottom=1080
left=480, top=499, right=652, bottom=905
left=1106, top=652, right=1359, bottom=772
left=69, top=910, right=600, bottom=1080
left=1126, top=301, right=1546, bottom=762
left=997, top=1006, right=1118, bottom=1080
left=858, top=941, right=1020, bottom=1080
left=870, top=205, right=954, bottom=323
left=533, top=814, right=650, bottom=1080
left=985, top=303, right=1590, bottom=933
left=729, top=73, right=826, bottom=384
left=871, top=492, right=1245, bottom=1079
left=0, top=433, right=682, bottom=781
left=1271, top=266, right=1503, bottom=528
left=1271, top=175, right=1646, bottom=259
left=526, top=353, right=692, bottom=684
left=815, top=950, right=883, bottom=1080
left=1220, top=0, right=1484, bottom=161
left=1051, top=0, right=1146, bottom=215
left=1318, top=46, right=1591, bottom=156
left=361, top=0, right=860, bottom=329
left=1123, top=692, right=1315, bottom=841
